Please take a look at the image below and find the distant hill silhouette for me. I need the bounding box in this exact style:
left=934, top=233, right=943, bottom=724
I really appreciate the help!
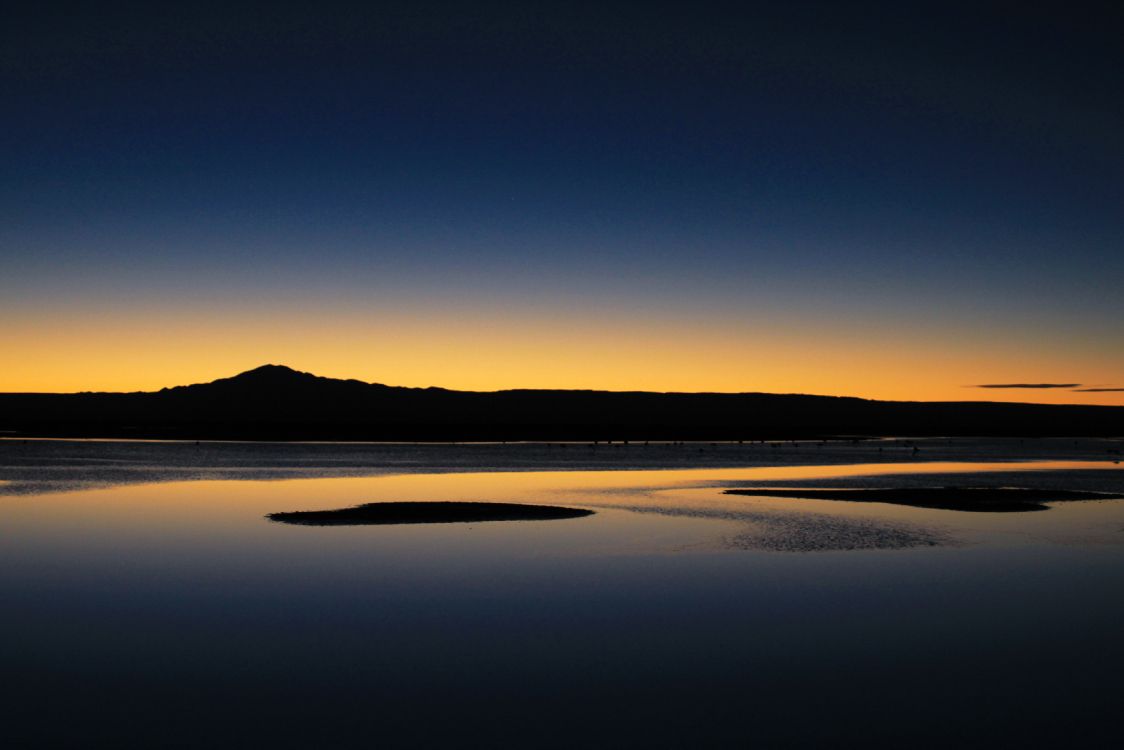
left=0, top=364, right=1120, bottom=440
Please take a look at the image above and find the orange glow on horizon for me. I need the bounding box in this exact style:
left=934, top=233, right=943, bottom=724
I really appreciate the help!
left=2, top=304, right=1121, bottom=405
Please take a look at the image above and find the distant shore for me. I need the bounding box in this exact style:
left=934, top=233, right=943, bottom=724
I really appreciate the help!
left=725, top=487, right=1124, bottom=512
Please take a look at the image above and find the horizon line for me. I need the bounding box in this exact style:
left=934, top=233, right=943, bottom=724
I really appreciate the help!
left=1, top=363, right=1121, bottom=408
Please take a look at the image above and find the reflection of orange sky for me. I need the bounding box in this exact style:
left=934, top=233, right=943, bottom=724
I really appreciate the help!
left=15, top=462, right=1122, bottom=531
left=9, top=464, right=1123, bottom=567
left=2, top=305, right=1121, bottom=405
left=22, top=461, right=1123, bottom=516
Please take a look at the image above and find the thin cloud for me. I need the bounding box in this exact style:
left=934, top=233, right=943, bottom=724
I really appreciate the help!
left=972, top=383, right=1081, bottom=389
left=1071, top=387, right=1124, bottom=392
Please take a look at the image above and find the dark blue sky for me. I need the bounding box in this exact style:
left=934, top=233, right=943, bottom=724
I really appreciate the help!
left=3, top=2, right=1122, bottom=397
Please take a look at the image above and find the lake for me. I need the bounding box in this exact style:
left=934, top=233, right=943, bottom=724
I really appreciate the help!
left=2, top=438, right=1122, bottom=747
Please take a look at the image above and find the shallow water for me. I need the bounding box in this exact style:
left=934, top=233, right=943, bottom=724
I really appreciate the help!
left=2, top=440, right=1123, bottom=747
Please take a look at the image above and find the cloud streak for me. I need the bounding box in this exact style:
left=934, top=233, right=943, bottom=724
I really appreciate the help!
left=1071, top=387, right=1124, bottom=393
left=972, top=383, right=1081, bottom=389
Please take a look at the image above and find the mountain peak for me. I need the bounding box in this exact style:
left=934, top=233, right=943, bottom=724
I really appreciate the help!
left=156, top=364, right=387, bottom=397
left=223, top=364, right=318, bottom=383
left=173, top=364, right=326, bottom=391
left=235, top=364, right=308, bottom=379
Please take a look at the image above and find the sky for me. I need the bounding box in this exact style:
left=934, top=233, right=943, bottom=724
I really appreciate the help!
left=3, top=2, right=1122, bottom=403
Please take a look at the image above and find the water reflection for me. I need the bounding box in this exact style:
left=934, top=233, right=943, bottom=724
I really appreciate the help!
left=1, top=455, right=1123, bottom=746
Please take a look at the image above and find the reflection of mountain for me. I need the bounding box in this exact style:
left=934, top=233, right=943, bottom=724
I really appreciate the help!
left=1, top=364, right=1121, bottom=440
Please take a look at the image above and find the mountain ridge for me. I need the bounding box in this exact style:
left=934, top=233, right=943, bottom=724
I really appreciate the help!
left=156, top=364, right=860, bottom=399
left=2, top=364, right=1121, bottom=440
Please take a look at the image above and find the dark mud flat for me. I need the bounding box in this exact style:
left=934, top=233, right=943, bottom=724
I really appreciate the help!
left=268, top=501, right=594, bottom=525
left=724, top=487, right=1124, bottom=512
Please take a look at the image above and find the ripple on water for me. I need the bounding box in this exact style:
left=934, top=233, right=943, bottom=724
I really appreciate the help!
left=725, top=510, right=951, bottom=552
left=603, top=502, right=950, bottom=552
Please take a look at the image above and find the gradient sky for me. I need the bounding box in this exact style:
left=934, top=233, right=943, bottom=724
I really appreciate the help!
left=3, top=2, right=1122, bottom=403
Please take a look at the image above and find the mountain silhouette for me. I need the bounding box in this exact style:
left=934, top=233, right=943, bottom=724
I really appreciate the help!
left=1, top=364, right=1120, bottom=440
left=187, top=363, right=328, bottom=389
left=161, top=364, right=387, bottom=398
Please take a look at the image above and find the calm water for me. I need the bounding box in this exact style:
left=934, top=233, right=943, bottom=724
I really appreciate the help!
left=2, top=439, right=1123, bottom=747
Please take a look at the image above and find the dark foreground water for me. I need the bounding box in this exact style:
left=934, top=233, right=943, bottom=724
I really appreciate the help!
left=2, top=439, right=1123, bottom=747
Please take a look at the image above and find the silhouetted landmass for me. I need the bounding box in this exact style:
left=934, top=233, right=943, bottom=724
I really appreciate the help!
left=1, top=364, right=1121, bottom=440
left=724, top=487, right=1123, bottom=512
left=268, top=501, right=594, bottom=525
left=974, top=383, right=1080, bottom=389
